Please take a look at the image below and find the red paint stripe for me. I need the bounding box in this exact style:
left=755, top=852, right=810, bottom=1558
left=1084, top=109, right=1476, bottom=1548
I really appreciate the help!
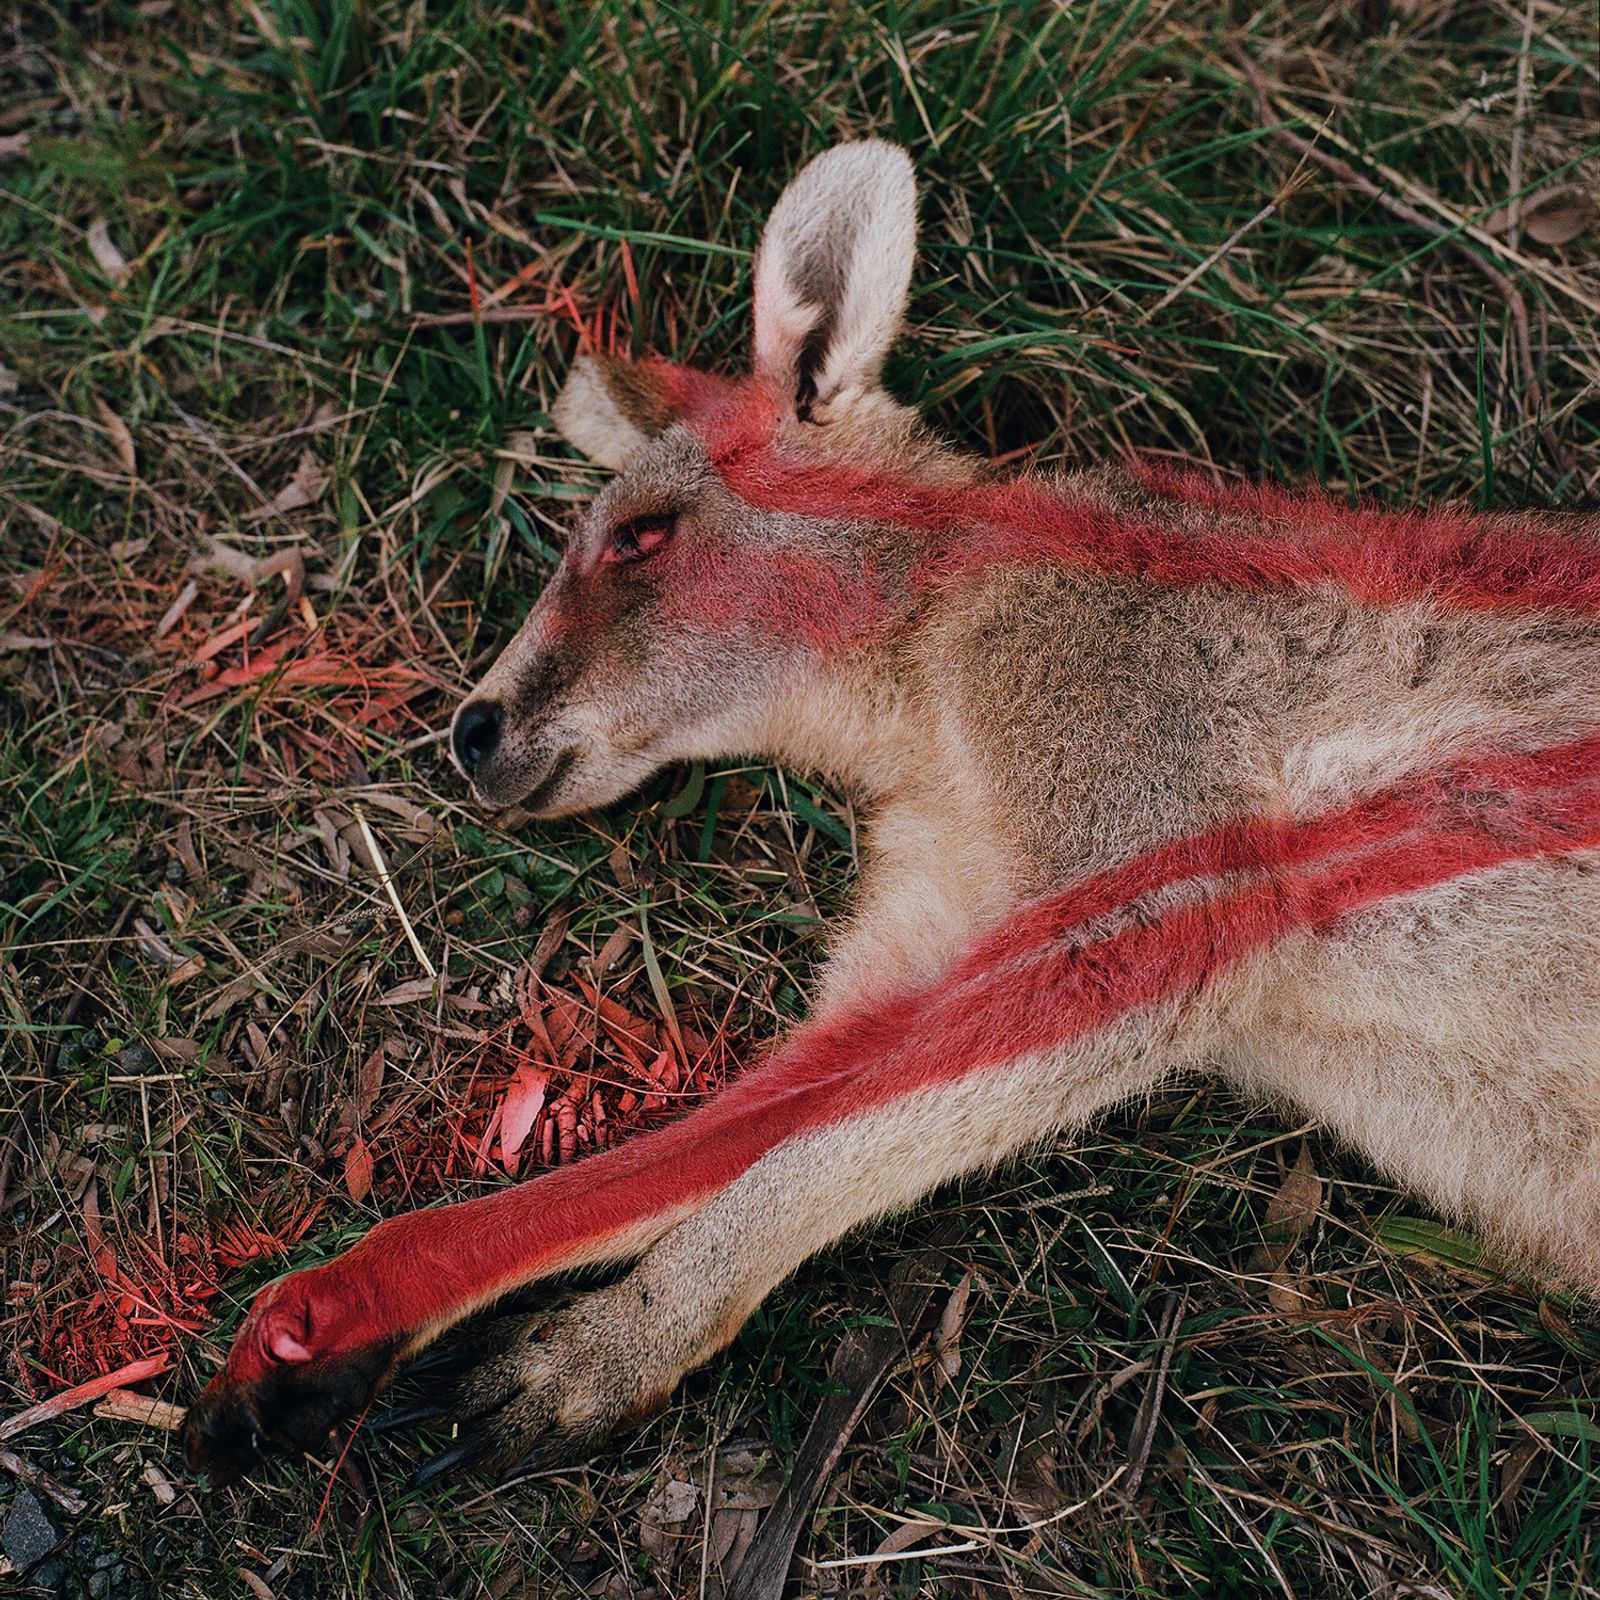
left=218, top=731, right=1600, bottom=1376
left=623, top=370, right=1600, bottom=621
left=721, top=446, right=1600, bottom=620
left=959, top=728, right=1600, bottom=981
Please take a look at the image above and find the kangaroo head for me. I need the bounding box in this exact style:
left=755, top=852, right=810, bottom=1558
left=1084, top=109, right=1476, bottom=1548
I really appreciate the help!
left=450, top=141, right=944, bottom=813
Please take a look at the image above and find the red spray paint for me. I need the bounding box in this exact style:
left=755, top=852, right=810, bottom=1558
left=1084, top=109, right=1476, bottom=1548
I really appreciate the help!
left=194, top=355, right=1600, bottom=1424
left=617, top=363, right=1600, bottom=623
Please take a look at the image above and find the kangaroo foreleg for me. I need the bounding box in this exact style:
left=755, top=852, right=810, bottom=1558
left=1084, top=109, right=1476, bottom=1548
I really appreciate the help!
left=400, top=1016, right=1192, bottom=1478
left=183, top=730, right=1600, bottom=1482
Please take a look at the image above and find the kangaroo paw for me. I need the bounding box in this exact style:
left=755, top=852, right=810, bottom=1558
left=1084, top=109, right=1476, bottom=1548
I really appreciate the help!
left=407, top=1280, right=685, bottom=1483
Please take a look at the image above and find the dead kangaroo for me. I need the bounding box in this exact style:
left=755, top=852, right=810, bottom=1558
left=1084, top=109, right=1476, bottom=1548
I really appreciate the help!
left=186, top=141, right=1600, bottom=1488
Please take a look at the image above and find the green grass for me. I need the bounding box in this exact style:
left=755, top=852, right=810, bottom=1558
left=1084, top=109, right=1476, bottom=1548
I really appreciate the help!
left=3, top=1, right=1599, bottom=1596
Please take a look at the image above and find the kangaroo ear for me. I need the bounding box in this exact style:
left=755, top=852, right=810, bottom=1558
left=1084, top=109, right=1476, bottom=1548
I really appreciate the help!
left=752, top=141, right=917, bottom=421
left=552, top=355, right=679, bottom=471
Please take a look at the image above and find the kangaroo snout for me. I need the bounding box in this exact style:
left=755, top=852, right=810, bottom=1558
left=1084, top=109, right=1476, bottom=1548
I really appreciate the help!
left=451, top=698, right=502, bottom=777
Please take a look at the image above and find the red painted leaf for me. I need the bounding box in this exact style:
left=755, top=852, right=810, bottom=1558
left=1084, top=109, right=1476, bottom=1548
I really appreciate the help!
left=499, top=1063, right=549, bottom=1169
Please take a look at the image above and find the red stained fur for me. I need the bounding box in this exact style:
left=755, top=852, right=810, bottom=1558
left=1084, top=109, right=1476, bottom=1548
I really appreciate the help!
left=555, top=363, right=1598, bottom=677
left=203, top=357, right=1600, bottom=1400
left=210, top=728, right=1600, bottom=1385
left=622, top=366, right=1600, bottom=624
left=727, top=446, right=1600, bottom=621
left=660, top=541, right=886, bottom=652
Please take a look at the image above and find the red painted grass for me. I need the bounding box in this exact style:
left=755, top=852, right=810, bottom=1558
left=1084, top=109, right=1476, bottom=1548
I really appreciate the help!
left=210, top=728, right=1600, bottom=1385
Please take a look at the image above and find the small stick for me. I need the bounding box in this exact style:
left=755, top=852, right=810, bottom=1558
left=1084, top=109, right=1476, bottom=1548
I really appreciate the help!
left=1, top=1354, right=170, bottom=1442
left=354, top=806, right=438, bottom=979
left=724, top=1220, right=961, bottom=1600
left=1138, top=200, right=1279, bottom=323
left=93, top=1390, right=188, bottom=1432
left=812, top=1540, right=982, bottom=1570
left=0, top=1449, right=87, bottom=1514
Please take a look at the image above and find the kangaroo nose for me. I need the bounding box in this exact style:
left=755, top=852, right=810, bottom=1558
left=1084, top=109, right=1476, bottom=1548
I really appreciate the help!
left=453, top=700, right=502, bottom=776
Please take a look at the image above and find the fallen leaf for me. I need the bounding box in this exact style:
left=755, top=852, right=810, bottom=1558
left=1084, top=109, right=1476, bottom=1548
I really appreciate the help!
left=933, top=1272, right=972, bottom=1383
left=499, top=1063, right=549, bottom=1168
left=0, top=131, right=30, bottom=159
left=488, top=451, right=517, bottom=523
left=638, top=1471, right=699, bottom=1567
left=133, top=917, right=185, bottom=970
left=354, top=1042, right=386, bottom=1121
left=1524, top=186, right=1594, bottom=246
left=344, top=1138, right=374, bottom=1202
left=593, top=922, right=634, bottom=974
left=1267, top=1269, right=1313, bottom=1313
left=862, top=1517, right=949, bottom=1582
left=270, top=449, right=328, bottom=513
left=167, top=953, right=206, bottom=987
left=1247, top=1141, right=1322, bottom=1279
left=92, top=396, right=137, bottom=475
left=238, top=1570, right=277, bottom=1600
left=86, top=217, right=131, bottom=285
left=379, top=977, right=435, bottom=1006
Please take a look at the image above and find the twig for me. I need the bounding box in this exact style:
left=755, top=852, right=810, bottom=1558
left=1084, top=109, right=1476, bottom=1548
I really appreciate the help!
left=408, top=306, right=553, bottom=328
left=0, top=1449, right=87, bottom=1514
left=1124, top=1290, right=1185, bottom=1499
left=724, top=1219, right=962, bottom=1600
left=353, top=805, right=438, bottom=979
left=1, top=1354, right=170, bottom=1442
left=92, top=1390, right=188, bottom=1432
left=813, top=1540, right=982, bottom=1570
left=1138, top=200, right=1279, bottom=323
left=57, top=897, right=138, bottom=1030
left=811, top=1468, right=1132, bottom=1578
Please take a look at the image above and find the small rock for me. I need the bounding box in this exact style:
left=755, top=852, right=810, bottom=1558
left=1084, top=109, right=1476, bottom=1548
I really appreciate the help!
left=117, top=1043, right=157, bottom=1074
left=31, top=1553, right=66, bottom=1591
left=3, top=1487, right=61, bottom=1572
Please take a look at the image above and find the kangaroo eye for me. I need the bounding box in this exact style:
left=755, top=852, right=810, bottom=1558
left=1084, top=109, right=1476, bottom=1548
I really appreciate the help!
left=605, top=514, right=675, bottom=565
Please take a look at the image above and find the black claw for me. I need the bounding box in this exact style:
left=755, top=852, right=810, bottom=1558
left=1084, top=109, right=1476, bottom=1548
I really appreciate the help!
left=395, top=1344, right=470, bottom=1381
left=409, top=1437, right=480, bottom=1488
left=370, top=1399, right=449, bottom=1436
